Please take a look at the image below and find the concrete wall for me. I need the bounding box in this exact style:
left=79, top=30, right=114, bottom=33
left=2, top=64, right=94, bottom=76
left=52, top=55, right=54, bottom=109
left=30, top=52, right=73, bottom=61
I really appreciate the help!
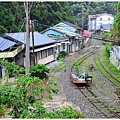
left=37, top=55, right=54, bottom=64
left=110, top=46, right=120, bottom=70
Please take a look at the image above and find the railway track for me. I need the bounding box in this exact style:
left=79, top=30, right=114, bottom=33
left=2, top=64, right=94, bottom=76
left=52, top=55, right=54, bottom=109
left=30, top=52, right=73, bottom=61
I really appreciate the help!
left=78, top=86, right=120, bottom=118
left=69, top=38, right=120, bottom=118
left=94, top=52, right=120, bottom=88
left=71, top=47, right=98, bottom=72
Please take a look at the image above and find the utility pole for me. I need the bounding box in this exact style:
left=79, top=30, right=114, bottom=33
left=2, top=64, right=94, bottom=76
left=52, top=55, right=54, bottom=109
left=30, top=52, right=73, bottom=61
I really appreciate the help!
left=24, top=2, right=30, bottom=74
left=93, top=15, right=96, bottom=34
left=81, top=5, right=84, bottom=30
left=81, top=5, right=84, bottom=49
left=31, top=20, right=35, bottom=66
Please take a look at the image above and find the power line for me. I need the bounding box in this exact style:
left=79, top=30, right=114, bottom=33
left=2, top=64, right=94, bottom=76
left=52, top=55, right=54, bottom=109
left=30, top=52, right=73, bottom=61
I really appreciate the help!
left=30, top=2, right=34, bottom=11
left=17, top=19, right=26, bottom=40
left=0, top=18, right=25, bottom=49
left=1, top=19, right=26, bottom=63
left=45, top=2, right=64, bottom=21
left=0, top=40, right=7, bottom=49
left=38, top=23, right=51, bottom=28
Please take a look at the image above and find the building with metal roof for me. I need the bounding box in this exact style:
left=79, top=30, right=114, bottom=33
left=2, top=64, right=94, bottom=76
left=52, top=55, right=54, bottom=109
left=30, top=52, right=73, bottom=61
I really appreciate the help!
left=0, top=37, right=16, bottom=51
left=41, top=26, right=82, bottom=54
left=6, top=31, right=56, bottom=47
left=62, top=21, right=82, bottom=30
left=5, top=31, right=57, bottom=66
left=53, top=21, right=82, bottom=34
left=0, top=36, right=24, bottom=59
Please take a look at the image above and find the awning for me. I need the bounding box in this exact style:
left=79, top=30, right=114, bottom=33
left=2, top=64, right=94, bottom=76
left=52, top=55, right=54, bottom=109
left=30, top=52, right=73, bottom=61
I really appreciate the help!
left=61, top=41, right=71, bottom=44
left=83, top=30, right=91, bottom=37
left=56, top=43, right=61, bottom=46
left=31, top=44, right=57, bottom=52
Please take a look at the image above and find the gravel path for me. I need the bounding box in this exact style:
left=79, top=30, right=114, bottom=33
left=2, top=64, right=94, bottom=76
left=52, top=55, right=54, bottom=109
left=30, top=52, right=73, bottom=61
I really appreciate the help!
left=47, top=38, right=119, bottom=118
left=59, top=49, right=106, bottom=118
left=3, top=38, right=119, bottom=118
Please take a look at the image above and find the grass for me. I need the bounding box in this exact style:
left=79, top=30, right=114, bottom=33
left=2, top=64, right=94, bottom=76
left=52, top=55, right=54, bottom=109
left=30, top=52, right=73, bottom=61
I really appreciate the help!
left=95, top=57, right=119, bottom=87
left=110, top=93, right=118, bottom=99
left=103, top=50, right=120, bottom=78
left=80, top=55, right=113, bottom=97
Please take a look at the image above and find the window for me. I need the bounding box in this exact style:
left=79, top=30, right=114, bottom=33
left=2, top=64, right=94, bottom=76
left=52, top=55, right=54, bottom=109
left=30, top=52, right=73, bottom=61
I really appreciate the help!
left=48, top=48, right=53, bottom=56
left=42, top=50, right=47, bottom=58
left=100, top=18, right=102, bottom=20
left=62, top=43, right=65, bottom=50
left=38, top=51, right=42, bottom=60
left=108, top=18, right=110, bottom=20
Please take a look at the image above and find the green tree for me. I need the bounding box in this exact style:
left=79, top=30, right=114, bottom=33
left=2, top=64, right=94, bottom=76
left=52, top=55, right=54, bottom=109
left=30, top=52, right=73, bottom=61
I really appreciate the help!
left=30, top=2, right=74, bottom=32
left=0, top=61, right=59, bottom=118
left=0, top=2, right=24, bottom=35
left=114, top=2, right=120, bottom=37
left=70, top=2, right=118, bottom=29
left=0, top=60, right=87, bottom=118
left=109, top=2, right=120, bottom=42
left=30, top=64, right=50, bottom=79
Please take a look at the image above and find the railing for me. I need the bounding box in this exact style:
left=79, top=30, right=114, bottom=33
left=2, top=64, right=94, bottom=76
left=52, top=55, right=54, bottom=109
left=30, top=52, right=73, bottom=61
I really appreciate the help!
left=0, top=44, right=25, bottom=58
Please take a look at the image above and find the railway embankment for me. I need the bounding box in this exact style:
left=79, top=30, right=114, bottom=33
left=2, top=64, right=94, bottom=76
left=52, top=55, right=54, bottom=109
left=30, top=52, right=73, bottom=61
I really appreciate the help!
left=45, top=38, right=120, bottom=118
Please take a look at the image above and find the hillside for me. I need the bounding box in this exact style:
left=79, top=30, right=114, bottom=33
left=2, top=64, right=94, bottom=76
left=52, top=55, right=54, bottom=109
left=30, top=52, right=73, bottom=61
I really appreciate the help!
left=0, top=2, right=118, bottom=34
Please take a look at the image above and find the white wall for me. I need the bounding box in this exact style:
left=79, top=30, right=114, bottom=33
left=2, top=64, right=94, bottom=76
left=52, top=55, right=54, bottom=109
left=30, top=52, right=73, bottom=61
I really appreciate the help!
left=96, top=14, right=114, bottom=28
left=88, top=14, right=114, bottom=31
left=88, top=18, right=96, bottom=30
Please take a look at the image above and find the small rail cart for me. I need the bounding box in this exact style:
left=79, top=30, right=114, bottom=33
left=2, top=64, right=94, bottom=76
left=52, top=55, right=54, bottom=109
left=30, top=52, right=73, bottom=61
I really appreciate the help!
left=70, top=72, right=92, bottom=84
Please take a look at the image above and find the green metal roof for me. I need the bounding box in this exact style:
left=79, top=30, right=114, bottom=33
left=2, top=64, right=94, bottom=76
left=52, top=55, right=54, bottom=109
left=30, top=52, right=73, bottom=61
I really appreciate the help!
left=52, top=27, right=81, bottom=37
left=53, top=22, right=76, bottom=33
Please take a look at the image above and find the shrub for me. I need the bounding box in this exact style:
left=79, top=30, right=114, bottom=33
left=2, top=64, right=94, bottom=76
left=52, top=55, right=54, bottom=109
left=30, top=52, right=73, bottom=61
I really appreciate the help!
left=57, top=51, right=68, bottom=60
left=24, top=106, right=87, bottom=119
left=30, top=64, right=50, bottom=79
left=45, top=106, right=87, bottom=118
left=1, top=60, right=25, bottom=77
left=105, top=43, right=110, bottom=56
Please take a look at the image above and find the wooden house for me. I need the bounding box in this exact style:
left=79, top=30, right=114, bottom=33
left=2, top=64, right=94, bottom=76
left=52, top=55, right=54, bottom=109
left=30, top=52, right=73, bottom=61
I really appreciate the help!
left=41, top=26, right=82, bottom=55
left=5, top=32, right=57, bottom=66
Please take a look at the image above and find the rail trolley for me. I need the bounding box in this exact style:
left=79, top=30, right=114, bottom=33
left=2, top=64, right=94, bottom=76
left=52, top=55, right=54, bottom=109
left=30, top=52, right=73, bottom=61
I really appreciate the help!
left=70, top=72, right=92, bottom=84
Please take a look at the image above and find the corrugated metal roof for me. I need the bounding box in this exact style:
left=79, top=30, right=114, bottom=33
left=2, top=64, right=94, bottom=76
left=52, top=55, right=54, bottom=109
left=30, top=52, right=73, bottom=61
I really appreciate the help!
left=53, top=22, right=77, bottom=32
left=62, top=21, right=82, bottom=30
left=51, top=27, right=81, bottom=37
left=6, top=31, right=56, bottom=47
left=0, top=37, right=16, bottom=51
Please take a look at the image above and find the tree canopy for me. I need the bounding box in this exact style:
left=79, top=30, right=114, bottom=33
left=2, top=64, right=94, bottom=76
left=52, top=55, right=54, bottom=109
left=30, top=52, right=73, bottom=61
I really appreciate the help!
left=111, top=2, right=120, bottom=38
left=0, top=2, right=118, bottom=35
left=70, top=2, right=118, bottom=29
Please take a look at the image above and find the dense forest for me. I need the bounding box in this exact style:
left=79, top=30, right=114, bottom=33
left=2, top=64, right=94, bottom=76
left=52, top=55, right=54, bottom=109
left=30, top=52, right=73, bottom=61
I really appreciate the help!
left=0, top=2, right=118, bottom=35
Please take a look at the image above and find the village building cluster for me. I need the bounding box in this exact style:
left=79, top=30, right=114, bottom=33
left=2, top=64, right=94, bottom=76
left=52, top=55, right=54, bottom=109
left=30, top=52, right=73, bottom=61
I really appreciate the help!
left=0, top=13, right=119, bottom=77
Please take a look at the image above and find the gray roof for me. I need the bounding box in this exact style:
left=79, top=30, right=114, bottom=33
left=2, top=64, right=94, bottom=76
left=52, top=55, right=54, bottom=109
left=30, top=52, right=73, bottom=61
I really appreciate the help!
left=0, top=37, right=16, bottom=51
left=6, top=31, right=56, bottom=47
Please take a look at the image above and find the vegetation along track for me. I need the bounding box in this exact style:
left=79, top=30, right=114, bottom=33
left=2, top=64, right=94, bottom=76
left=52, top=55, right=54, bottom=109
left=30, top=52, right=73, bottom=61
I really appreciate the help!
left=94, top=52, right=120, bottom=88
left=71, top=47, right=98, bottom=72
left=78, top=86, right=120, bottom=118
